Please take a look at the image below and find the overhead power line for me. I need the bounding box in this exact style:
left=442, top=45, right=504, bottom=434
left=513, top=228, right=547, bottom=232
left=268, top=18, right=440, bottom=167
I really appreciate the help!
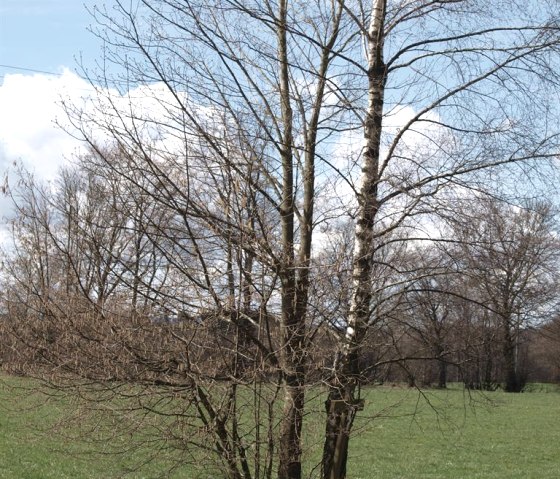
left=0, top=63, right=171, bottom=91
left=0, top=64, right=63, bottom=77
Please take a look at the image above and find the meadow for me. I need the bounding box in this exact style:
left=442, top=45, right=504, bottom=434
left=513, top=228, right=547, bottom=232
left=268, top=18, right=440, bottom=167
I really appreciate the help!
left=0, top=377, right=558, bottom=478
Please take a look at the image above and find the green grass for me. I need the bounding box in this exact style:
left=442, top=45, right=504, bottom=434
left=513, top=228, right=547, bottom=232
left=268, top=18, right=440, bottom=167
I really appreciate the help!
left=0, top=376, right=197, bottom=478
left=0, top=378, right=559, bottom=478
left=344, top=385, right=560, bottom=479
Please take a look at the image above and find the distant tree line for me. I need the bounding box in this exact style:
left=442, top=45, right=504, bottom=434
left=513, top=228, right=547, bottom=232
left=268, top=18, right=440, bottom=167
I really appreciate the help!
left=1, top=160, right=559, bottom=397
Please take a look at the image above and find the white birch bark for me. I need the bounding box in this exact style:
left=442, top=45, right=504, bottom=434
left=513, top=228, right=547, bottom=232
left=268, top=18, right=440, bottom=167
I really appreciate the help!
left=322, top=1, right=387, bottom=478
left=342, top=0, right=387, bottom=369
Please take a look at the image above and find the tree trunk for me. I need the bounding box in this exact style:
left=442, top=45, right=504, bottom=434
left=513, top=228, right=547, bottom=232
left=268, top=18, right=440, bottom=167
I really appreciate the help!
left=503, top=321, right=522, bottom=392
left=276, top=0, right=305, bottom=477
left=435, top=342, right=447, bottom=389
left=483, top=339, right=494, bottom=391
left=279, top=377, right=305, bottom=479
left=321, top=1, right=387, bottom=478
left=437, top=358, right=447, bottom=389
left=322, top=393, right=356, bottom=479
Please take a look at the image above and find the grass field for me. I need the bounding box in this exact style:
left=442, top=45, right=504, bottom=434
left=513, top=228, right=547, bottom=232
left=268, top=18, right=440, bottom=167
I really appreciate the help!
left=0, top=377, right=558, bottom=478
left=341, top=385, right=560, bottom=479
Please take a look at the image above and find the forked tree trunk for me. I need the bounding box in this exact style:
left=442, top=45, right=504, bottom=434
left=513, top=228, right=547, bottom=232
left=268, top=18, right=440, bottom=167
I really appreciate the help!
left=322, top=1, right=387, bottom=478
left=276, top=0, right=305, bottom=477
left=276, top=0, right=342, bottom=475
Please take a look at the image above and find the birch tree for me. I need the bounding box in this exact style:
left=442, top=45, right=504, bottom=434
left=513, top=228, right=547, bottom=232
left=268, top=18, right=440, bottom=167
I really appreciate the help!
left=320, top=1, right=560, bottom=476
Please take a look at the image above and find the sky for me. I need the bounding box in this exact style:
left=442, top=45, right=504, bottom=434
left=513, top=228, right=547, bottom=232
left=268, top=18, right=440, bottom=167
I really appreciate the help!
left=0, top=0, right=103, bottom=76
left=0, top=1, right=115, bottom=226
left=1, top=1, right=550, bottom=240
left=0, top=0, right=448, bottom=245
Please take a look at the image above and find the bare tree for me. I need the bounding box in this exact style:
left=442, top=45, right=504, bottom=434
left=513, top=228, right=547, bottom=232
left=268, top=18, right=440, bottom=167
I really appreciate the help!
left=529, top=317, right=560, bottom=383
left=448, top=199, right=560, bottom=392
left=2, top=1, right=560, bottom=478
left=452, top=286, right=501, bottom=391
left=401, top=251, right=458, bottom=389
left=321, top=2, right=560, bottom=476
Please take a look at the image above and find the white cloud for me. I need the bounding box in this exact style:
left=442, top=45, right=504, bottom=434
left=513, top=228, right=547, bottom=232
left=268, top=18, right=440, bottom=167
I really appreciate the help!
left=0, top=67, right=215, bottom=191
left=0, top=68, right=454, bottom=253
left=0, top=70, right=95, bottom=183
